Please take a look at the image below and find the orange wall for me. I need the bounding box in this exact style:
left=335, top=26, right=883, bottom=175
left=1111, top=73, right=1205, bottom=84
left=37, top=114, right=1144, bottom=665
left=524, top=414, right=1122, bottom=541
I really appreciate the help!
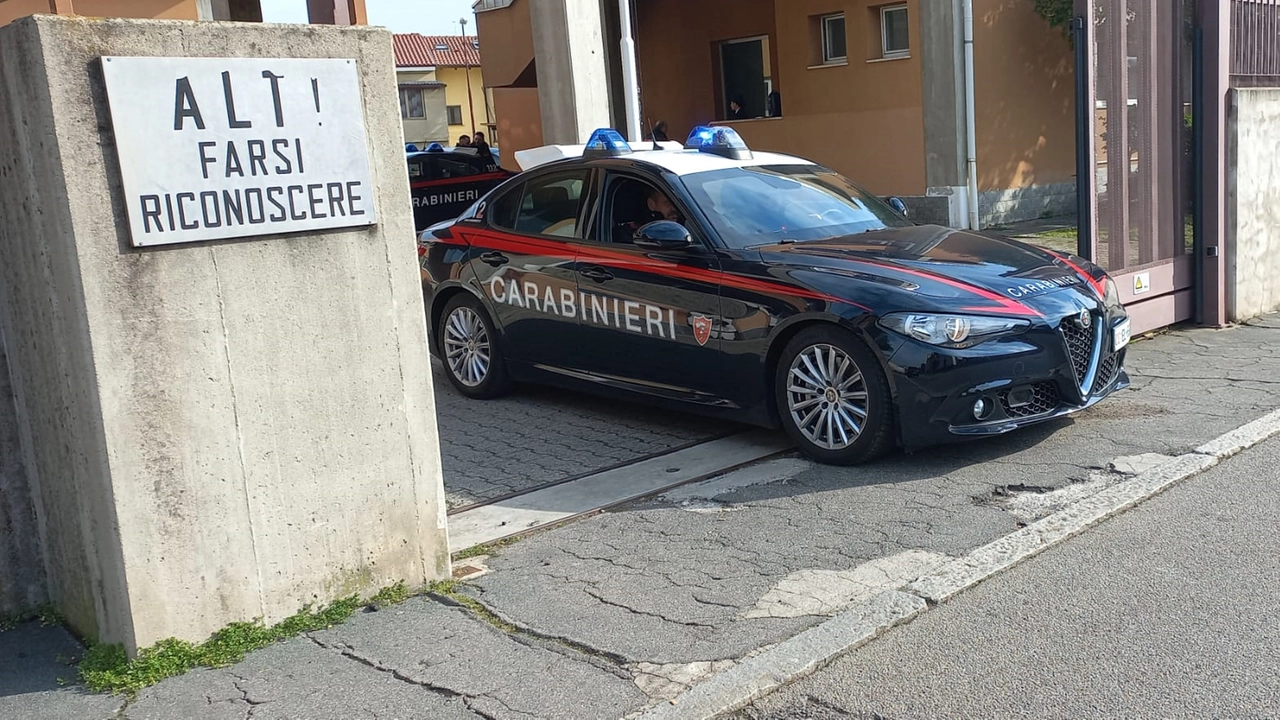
left=78, top=0, right=197, bottom=20
left=636, top=0, right=926, bottom=195
left=972, top=0, right=1076, bottom=192
left=475, top=0, right=535, bottom=88
left=1, top=0, right=55, bottom=26
left=491, top=86, right=542, bottom=171
left=2, top=0, right=197, bottom=25
left=635, top=0, right=780, bottom=136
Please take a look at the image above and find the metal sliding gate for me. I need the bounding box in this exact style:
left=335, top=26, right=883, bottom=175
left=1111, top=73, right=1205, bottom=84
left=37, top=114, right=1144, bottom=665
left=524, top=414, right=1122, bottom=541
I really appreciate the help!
left=1073, top=0, right=1199, bottom=334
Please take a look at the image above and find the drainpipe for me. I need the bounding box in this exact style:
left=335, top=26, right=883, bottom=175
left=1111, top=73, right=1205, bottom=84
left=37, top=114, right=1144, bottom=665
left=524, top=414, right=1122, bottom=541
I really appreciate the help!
left=962, top=0, right=980, bottom=231
left=618, top=0, right=643, bottom=142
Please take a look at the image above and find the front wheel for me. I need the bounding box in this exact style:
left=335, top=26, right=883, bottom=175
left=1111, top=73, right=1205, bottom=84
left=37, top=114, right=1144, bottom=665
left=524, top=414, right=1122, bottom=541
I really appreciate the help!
left=437, top=294, right=512, bottom=399
left=774, top=326, right=896, bottom=465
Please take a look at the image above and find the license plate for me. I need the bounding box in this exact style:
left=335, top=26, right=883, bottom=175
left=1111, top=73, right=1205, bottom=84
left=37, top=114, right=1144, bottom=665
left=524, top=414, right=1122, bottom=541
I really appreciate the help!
left=1113, top=318, right=1132, bottom=351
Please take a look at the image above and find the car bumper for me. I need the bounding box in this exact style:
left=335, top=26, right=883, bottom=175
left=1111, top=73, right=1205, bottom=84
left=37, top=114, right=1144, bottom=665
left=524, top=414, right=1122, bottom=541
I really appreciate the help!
left=882, top=308, right=1130, bottom=450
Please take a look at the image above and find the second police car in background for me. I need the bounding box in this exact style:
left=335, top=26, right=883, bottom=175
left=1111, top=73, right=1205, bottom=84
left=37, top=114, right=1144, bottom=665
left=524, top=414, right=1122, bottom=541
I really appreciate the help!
left=407, top=142, right=513, bottom=231
left=418, top=128, right=1132, bottom=465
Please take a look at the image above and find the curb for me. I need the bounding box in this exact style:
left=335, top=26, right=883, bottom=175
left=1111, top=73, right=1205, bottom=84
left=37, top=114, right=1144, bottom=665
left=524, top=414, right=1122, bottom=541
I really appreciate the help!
left=638, top=407, right=1280, bottom=720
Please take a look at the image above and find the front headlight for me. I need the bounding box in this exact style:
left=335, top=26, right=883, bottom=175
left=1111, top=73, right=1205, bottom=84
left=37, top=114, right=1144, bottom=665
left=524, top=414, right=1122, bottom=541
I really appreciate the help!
left=1102, top=276, right=1122, bottom=308
left=879, top=313, right=1030, bottom=349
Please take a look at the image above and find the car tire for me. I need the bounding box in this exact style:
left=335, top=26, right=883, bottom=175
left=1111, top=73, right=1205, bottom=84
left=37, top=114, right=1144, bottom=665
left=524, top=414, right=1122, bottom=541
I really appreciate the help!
left=436, top=293, right=512, bottom=399
left=774, top=325, right=896, bottom=465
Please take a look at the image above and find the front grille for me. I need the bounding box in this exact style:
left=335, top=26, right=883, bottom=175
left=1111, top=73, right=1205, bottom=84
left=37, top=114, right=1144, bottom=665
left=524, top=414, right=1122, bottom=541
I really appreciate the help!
left=1095, top=353, right=1120, bottom=389
left=1060, top=317, right=1097, bottom=386
left=999, top=382, right=1061, bottom=419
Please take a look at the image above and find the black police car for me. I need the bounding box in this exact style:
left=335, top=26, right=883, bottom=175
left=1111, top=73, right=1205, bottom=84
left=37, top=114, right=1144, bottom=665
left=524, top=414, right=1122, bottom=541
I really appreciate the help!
left=417, top=128, right=1131, bottom=464
left=407, top=143, right=513, bottom=231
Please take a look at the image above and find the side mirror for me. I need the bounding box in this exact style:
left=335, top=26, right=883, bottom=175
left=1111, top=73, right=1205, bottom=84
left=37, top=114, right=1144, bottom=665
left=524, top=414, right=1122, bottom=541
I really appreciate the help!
left=887, top=196, right=909, bottom=217
left=633, top=220, right=693, bottom=250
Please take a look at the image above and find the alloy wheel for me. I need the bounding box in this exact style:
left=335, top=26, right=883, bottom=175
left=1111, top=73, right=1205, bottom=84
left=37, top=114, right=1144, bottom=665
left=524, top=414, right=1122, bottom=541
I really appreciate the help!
left=785, top=343, right=870, bottom=450
left=443, top=306, right=491, bottom=388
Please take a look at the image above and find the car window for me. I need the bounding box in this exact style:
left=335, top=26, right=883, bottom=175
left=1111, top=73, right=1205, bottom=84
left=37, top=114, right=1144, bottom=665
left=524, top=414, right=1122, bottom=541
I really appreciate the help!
left=681, top=165, right=912, bottom=249
left=488, top=182, right=524, bottom=231
left=599, top=173, right=684, bottom=245
left=407, top=157, right=430, bottom=181
left=436, top=155, right=482, bottom=179
left=513, top=170, right=590, bottom=238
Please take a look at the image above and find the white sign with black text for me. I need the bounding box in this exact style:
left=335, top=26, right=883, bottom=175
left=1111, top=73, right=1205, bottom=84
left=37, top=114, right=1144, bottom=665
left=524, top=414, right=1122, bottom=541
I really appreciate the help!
left=101, top=56, right=377, bottom=247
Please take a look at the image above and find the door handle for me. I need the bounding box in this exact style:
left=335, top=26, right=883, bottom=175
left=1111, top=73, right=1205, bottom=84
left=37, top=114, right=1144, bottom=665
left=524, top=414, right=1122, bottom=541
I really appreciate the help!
left=579, top=266, right=614, bottom=282
left=479, top=251, right=509, bottom=267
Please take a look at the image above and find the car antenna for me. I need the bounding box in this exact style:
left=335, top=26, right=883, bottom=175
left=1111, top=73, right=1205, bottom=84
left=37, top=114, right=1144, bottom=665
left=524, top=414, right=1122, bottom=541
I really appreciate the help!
left=646, top=117, right=661, bottom=151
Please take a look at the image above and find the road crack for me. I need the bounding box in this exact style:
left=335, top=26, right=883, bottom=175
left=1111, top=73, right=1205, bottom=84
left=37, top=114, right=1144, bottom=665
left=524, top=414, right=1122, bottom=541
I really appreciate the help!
left=304, top=634, right=492, bottom=719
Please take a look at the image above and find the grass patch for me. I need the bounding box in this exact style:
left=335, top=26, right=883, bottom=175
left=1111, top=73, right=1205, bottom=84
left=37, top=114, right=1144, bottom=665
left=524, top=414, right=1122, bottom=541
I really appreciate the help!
left=79, top=581, right=414, bottom=696
left=452, top=536, right=521, bottom=561
left=427, top=580, right=516, bottom=633
left=0, top=604, right=64, bottom=632
left=1032, top=226, right=1079, bottom=239
left=368, top=581, right=411, bottom=607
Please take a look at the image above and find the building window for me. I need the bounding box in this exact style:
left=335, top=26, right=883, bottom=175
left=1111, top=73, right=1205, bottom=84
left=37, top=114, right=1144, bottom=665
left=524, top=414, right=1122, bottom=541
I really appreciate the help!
left=821, top=14, right=847, bottom=64
left=880, top=4, right=909, bottom=58
left=446, top=105, right=464, bottom=126
left=399, top=89, right=425, bottom=119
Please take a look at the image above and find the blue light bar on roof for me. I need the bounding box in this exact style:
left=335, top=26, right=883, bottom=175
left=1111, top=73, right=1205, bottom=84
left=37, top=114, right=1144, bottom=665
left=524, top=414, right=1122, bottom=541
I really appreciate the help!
left=583, top=128, right=632, bottom=158
left=405, top=143, right=419, bottom=152
left=426, top=142, right=445, bottom=152
left=685, top=125, right=753, bottom=160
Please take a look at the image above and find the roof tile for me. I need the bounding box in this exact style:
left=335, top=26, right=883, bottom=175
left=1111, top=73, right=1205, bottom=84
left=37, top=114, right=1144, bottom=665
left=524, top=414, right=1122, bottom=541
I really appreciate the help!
left=393, top=34, right=481, bottom=68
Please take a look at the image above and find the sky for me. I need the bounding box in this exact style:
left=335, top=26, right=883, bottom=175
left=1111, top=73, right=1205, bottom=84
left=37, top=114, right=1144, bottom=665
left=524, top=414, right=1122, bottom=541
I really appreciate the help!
left=260, top=0, right=480, bottom=36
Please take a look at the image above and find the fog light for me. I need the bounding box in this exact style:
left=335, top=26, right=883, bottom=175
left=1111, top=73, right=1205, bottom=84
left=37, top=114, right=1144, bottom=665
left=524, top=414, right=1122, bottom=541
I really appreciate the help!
left=973, top=398, right=992, bottom=420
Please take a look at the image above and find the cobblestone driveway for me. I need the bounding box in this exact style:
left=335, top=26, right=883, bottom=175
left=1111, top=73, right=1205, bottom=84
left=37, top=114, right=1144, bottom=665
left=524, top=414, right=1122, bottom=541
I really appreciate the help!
left=432, top=360, right=746, bottom=511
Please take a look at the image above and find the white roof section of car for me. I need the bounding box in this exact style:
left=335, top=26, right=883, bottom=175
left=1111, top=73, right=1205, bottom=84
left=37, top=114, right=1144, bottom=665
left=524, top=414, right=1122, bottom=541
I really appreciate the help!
left=513, top=143, right=816, bottom=176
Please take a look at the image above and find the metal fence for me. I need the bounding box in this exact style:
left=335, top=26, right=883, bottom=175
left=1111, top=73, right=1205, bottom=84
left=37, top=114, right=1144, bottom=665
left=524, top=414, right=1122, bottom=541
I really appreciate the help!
left=1231, top=0, right=1280, bottom=84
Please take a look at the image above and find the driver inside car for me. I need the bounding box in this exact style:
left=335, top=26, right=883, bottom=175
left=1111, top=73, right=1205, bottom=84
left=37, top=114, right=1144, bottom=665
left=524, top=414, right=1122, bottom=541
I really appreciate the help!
left=612, top=183, right=685, bottom=243
left=646, top=186, right=684, bottom=224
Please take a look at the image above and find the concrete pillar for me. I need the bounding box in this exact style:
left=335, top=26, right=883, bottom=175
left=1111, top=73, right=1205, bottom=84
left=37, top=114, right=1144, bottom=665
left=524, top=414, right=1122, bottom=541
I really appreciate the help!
left=919, top=0, right=969, bottom=228
left=0, top=327, right=47, bottom=615
left=0, top=15, right=450, bottom=653
left=530, top=0, right=613, bottom=144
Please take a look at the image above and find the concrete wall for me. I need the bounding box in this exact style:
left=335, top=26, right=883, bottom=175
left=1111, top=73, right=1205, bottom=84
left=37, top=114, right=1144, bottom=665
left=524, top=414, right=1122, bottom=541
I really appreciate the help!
left=0, top=15, right=449, bottom=653
left=1226, top=88, right=1280, bottom=322
left=0, top=329, right=47, bottom=616
left=530, top=0, right=612, bottom=144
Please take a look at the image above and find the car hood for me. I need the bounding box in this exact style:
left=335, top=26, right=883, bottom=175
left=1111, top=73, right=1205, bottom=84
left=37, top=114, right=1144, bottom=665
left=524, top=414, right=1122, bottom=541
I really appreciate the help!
left=758, top=224, right=1102, bottom=310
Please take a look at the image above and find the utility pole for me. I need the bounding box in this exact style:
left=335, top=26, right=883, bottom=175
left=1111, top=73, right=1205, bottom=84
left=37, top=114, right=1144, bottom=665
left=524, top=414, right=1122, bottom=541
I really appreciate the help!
left=460, top=16, right=477, bottom=139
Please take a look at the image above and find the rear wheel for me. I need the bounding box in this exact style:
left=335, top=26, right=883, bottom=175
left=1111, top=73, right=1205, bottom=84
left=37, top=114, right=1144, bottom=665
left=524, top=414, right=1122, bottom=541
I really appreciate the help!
left=437, top=294, right=512, bottom=399
left=774, top=326, right=896, bottom=465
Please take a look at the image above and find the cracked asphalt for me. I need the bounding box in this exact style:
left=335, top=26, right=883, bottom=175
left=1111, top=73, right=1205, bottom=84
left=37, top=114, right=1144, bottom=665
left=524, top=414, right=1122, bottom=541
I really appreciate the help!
left=734, top=435, right=1280, bottom=719
left=4, top=315, right=1278, bottom=720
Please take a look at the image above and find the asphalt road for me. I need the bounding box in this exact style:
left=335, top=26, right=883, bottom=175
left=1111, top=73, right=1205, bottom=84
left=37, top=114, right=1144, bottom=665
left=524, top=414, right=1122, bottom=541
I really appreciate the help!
left=736, top=435, right=1280, bottom=720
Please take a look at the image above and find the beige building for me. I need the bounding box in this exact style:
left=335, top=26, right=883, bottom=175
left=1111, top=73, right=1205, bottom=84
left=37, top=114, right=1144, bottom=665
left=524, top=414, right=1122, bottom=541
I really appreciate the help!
left=393, top=33, right=493, bottom=148
left=474, top=0, right=1078, bottom=228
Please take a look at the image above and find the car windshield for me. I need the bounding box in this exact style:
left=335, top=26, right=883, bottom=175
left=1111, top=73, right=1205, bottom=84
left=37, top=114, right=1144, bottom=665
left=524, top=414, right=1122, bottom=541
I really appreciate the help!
left=681, top=165, right=912, bottom=249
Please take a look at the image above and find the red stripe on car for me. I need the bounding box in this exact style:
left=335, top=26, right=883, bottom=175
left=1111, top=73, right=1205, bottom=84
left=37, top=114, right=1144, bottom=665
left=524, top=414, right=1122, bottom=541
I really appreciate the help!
left=843, top=257, right=1043, bottom=317
left=458, top=229, right=870, bottom=312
